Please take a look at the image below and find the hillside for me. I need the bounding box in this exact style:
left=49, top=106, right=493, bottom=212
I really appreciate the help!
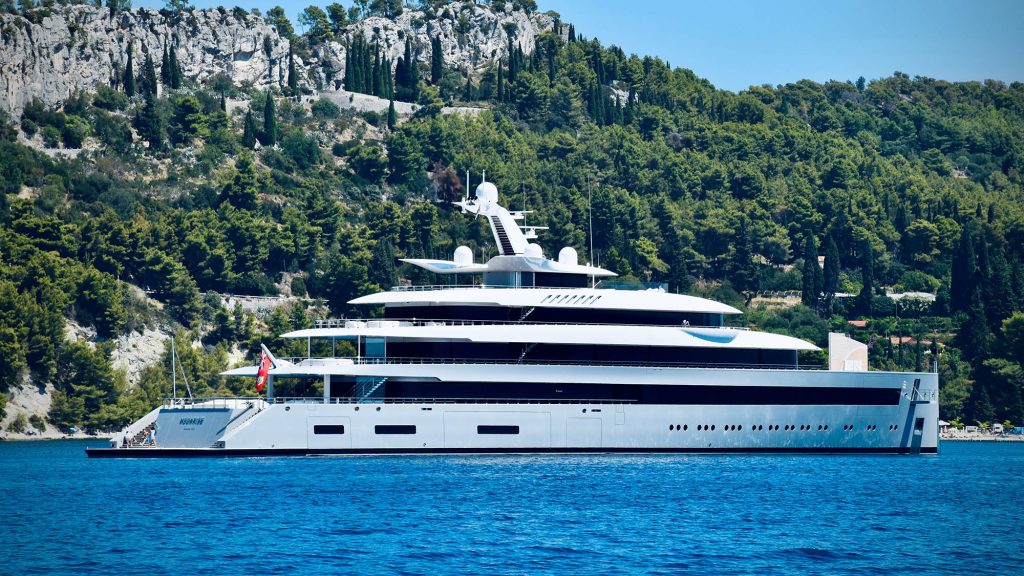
left=1, top=0, right=1023, bottom=437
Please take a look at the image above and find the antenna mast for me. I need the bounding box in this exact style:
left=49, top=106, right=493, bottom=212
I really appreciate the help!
left=588, top=174, right=595, bottom=288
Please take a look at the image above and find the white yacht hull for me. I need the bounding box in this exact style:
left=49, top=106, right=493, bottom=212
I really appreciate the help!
left=87, top=366, right=939, bottom=457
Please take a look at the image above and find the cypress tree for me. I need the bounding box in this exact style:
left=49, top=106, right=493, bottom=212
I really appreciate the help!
left=161, top=44, right=170, bottom=85
left=387, top=95, right=396, bottom=130
left=407, top=43, right=419, bottom=101
left=568, top=24, right=575, bottom=42
left=463, top=72, right=473, bottom=101
left=430, top=35, right=443, bottom=84
left=801, top=235, right=822, bottom=308
left=123, top=41, right=135, bottom=97
left=496, top=61, right=504, bottom=103
left=372, top=48, right=381, bottom=96
left=262, top=91, right=277, bottom=146
left=135, top=92, right=165, bottom=150
left=169, top=48, right=182, bottom=89
left=242, top=109, right=257, bottom=148
left=823, top=235, right=840, bottom=314
left=344, top=42, right=353, bottom=90
left=950, top=225, right=977, bottom=312
left=287, top=46, right=298, bottom=93
left=139, top=52, right=157, bottom=97
left=857, top=240, right=874, bottom=317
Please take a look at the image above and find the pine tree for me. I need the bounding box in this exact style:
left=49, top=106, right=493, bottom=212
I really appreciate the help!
left=262, top=91, right=277, bottom=146
left=123, top=41, right=135, bottom=97
left=387, top=95, right=396, bottom=130
left=242, top=109, right=257, bottom=148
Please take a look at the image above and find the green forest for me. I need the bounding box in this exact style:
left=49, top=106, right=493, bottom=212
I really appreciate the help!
left=1, top=0, right=1023, bottom=433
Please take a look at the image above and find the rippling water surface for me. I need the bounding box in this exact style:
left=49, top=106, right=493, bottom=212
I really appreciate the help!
left=1, top=440, right=1022, bottom=575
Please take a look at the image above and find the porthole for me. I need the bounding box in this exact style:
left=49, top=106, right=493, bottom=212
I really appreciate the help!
left=711, top=425, right=716, bottom=431
left=894, top=424, right=898, bottom=430
left=376, top=407, right=381, bottom=411
left=738, top=425, right=743, bottom=431
left=683, top=425, right=688, bottom=431
left=817, top=425, right=822, bottom=431
left=669, top=424, right=673, bottom=431
left=824, top=425, right=829, bottom=431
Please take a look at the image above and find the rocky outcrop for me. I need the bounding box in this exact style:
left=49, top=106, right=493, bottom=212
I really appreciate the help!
left=0, top=2, right=558, bottom=117
left=310, top=2, right=557, bottom=90
left=0, top=6, right=292, bottom=117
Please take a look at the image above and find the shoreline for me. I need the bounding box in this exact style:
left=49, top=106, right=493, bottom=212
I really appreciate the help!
left=940, top=435, right=1024, bottom=442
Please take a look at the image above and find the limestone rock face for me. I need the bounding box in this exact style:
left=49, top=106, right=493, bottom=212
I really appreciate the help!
left=0, top=2, right=556, bottom=117
left=1, top=6, right=291, bottom=117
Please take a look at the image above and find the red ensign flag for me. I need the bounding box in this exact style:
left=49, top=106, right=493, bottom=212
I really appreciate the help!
left=255, top=351, right=271, bottom=392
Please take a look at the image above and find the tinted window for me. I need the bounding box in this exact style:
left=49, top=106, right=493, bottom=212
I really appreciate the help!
left=477, top=425, right=520, bottom=435
left=375, top=425, right=416, bottom=434
left=313, top=425, right=345, bottom=435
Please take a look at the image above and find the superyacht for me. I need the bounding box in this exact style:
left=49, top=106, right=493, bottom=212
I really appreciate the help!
left=87, top=180, right=939, bottom=456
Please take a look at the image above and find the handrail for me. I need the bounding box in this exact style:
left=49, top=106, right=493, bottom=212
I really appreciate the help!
left=312, top=317, right=743, bottom=330
left=268, top=396, right=639, bottom=405
left=276, top=356, right=822, bottom=371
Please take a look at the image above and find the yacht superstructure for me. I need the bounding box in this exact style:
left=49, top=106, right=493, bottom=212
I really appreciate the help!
left=87, top=181, right=939, bottom=457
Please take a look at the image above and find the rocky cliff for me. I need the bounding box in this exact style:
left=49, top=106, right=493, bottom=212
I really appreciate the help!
left=0, top=2, right=557, bottom=118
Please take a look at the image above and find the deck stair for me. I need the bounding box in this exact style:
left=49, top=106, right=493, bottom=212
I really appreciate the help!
left=126, top=423, right=156, bottom=447
left=490, top=216, right=516, bottom=255
left=356, top=377, right=387, bottom=403
left=517, top=342, right=539, bottom=363
left=518, top=307, right=536, bottom=322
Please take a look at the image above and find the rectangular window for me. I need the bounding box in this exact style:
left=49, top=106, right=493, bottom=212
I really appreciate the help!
left=477, top=425, right=520, bottom=435
left=375, top=425, right=416, bottom=435
left=313, top=425, right=345, bottom=435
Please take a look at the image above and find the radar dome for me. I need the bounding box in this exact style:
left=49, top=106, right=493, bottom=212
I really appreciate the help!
left=454, top=245, right=473, bottom=266
left=558, top=247, right=578, bottom=266
left=474, top=181, right=498, bottom=204
left=525, top=243, right=544, bottom=258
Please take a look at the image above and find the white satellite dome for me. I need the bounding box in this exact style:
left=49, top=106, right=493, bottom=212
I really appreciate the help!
left=525, top=243, right=544, bottom=258
left=475, top=181, right=498, bottom=203
left=453, top=245, right=473, bottom=265
left=558, top=247, right=578, bottom=266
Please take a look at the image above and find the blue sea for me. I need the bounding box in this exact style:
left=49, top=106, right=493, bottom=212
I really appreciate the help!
left=1, top=441, right=1022, bottom=575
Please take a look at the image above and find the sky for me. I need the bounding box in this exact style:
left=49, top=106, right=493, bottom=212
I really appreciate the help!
left=139, top=0, right=1024, bottom=92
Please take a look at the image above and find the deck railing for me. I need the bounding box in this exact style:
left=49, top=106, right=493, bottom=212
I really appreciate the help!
left=275, top=356, right=822, bottom=371
left=312, top=317, right=745, bottom=330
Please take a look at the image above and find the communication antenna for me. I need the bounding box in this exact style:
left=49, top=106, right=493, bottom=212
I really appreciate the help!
left=588, top=174, right=595, bottom=288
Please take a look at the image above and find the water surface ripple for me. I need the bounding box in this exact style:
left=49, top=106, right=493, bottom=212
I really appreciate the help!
left=1, top=441, right=1022, bottom=575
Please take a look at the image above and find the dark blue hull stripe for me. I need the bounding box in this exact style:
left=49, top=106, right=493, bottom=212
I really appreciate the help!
left=86, top=446, right=938, bottom=458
